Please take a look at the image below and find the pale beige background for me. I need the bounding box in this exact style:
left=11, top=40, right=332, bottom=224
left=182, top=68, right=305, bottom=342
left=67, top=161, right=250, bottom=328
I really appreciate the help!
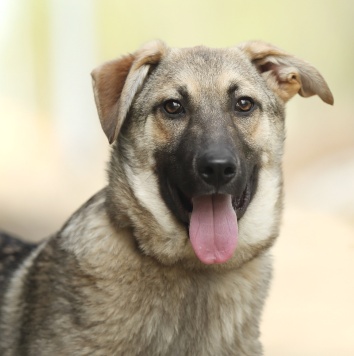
left=0, top=1, right=353, bottom=355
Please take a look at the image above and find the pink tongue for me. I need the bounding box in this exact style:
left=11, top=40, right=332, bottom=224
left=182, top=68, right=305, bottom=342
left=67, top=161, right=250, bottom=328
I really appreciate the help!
left=189, top=194, right=238, bottom=264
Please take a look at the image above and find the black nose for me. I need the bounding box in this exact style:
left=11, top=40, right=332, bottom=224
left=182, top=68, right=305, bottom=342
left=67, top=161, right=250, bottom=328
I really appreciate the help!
left=197, top=150, right=237, bottom=188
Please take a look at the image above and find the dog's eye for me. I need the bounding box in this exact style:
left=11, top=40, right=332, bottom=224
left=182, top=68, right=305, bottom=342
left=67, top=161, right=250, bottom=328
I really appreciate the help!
left=163, top=100, right=185, bottom=116
left=235, top=97, right=254, bottom=113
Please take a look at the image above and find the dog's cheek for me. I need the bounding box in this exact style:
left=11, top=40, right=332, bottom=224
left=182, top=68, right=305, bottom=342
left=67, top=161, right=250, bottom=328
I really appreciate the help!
left=124, top=114, right=167, bottom=170
left=145, top=114, right=172, bottom=146
left=238, top=111, right=285, bottom=168
left=238, top=165, right=283, bottom=246
left=145, top=113, right=187, bottom=147
left=144, top=113, right=190, bottom=178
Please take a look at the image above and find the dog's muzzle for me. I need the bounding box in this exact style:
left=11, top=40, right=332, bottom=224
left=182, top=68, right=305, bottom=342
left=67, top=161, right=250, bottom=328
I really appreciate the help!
left=157, top=140, right=258, bottom=265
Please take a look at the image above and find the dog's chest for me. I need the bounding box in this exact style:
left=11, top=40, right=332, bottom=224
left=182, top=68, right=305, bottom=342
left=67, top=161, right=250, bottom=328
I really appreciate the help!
left=76, top=263, right=262, bottom=355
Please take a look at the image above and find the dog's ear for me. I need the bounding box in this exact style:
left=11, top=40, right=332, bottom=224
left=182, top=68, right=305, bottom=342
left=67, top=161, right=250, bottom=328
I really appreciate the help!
left=239, top=41, right=333, bottom=105
left=91, top=40, right=167, bottom=144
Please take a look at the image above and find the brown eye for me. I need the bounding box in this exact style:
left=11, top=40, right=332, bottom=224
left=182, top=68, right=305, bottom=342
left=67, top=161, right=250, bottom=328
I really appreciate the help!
left=235, top=97, right=254, bottom=113
left=163, top=100, right=185, bottom=116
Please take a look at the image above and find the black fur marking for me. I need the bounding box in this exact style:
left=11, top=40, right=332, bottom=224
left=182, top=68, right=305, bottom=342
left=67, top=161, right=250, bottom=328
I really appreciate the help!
left=0, top=232, right=37, bottom=302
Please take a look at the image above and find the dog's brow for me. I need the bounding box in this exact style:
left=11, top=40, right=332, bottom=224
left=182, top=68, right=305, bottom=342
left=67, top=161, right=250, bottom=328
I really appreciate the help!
left=176, top=85, right=190, bottom=101
left=227, top=83, right=239, bottom=95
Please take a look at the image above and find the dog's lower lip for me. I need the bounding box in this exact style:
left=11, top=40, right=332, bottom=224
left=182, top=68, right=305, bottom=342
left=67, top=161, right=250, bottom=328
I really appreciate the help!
left=232, top=184, right=251, bottom=220
left=176, top=187, right=193, bottom=213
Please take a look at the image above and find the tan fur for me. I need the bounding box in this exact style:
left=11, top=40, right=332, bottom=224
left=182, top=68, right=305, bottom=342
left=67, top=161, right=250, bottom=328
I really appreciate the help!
left=239, top=41, right=334, bottom=104
left=91, top=40, right=167, bottom=143
left=0, top=40, right=333, bottom=355
left=91, top=54, right=134, bottom=143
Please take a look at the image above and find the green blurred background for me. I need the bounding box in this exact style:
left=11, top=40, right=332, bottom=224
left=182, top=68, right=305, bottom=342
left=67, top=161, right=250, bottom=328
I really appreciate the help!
left=0, top=0, right=353, bottom=354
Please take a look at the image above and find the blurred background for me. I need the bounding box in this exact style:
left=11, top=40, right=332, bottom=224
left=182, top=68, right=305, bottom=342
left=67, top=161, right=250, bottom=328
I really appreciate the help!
left=0, top=0, right=353, bottom=354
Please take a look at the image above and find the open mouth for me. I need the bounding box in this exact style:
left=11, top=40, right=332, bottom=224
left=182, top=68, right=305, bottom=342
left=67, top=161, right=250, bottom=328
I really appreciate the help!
left=170, top=165, right=258, bottom=227
left=162, top=165, right=258, bottom=264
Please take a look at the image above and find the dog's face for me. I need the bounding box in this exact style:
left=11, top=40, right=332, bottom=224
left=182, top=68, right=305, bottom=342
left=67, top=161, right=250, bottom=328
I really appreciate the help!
left=92, top=41, right=333, bottom=268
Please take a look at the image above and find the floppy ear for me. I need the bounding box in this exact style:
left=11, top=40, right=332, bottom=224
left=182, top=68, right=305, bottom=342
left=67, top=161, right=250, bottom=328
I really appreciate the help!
left=91, top=40, right=167, bottom=144
left=239, top=41, right=334, bottom=105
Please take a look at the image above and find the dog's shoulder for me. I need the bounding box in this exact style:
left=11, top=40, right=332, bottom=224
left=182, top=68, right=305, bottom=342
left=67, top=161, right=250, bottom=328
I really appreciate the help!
left=0, top=232, right=37, bottom=300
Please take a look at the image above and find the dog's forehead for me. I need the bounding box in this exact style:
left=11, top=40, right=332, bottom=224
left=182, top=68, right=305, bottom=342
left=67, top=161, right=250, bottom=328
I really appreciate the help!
left=168, top=46, right=248, bottom=70
left=152, top=46, right=263, bottom=97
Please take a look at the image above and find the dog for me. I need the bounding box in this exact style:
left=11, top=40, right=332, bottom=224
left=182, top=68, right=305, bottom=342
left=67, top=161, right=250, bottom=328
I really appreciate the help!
left=0, top=40, right=333, bottom=355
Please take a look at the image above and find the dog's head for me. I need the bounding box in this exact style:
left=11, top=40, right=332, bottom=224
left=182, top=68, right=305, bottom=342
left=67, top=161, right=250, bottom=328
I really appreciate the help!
left=92, top=41, right=333, bottom=268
